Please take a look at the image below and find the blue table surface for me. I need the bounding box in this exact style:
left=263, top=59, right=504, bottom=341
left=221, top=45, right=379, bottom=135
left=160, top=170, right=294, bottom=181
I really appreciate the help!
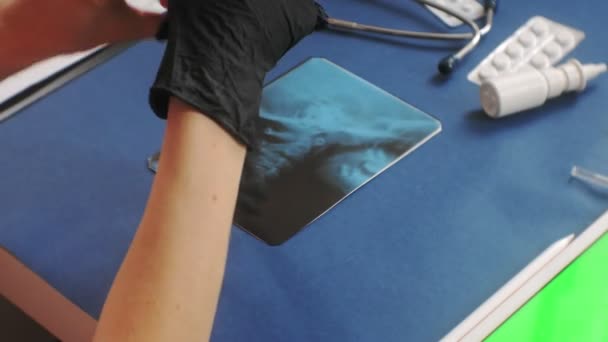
left=2, top=1, right=608, bottom=341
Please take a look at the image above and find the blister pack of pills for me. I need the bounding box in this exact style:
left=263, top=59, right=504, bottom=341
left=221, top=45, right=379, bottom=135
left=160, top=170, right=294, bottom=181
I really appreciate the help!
left=425, top=0, right=485, bottom=27
left=468, top=16, right=586, bottom=85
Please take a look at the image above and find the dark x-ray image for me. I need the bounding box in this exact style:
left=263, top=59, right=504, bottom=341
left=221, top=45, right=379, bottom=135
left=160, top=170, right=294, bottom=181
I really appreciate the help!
left=235, top=58, right=441, bottom=245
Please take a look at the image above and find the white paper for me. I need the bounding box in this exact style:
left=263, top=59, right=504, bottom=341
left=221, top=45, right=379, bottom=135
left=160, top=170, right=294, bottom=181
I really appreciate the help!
left=0, top=47, right=103, bottom=105
left=126, top=0, right=166, bottom=13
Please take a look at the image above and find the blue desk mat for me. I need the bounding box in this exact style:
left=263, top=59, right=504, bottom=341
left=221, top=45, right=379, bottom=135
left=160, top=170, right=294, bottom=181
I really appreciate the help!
left=1, top=1, right=607, bottom=341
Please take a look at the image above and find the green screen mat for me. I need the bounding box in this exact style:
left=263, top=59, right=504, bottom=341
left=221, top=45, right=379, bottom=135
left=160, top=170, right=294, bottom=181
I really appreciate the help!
left=486, top=232, right=608, bottom=341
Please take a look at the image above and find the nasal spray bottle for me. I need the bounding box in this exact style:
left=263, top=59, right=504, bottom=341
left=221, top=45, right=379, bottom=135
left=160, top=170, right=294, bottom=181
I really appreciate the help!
left=480, top=59, right=607, bottom=118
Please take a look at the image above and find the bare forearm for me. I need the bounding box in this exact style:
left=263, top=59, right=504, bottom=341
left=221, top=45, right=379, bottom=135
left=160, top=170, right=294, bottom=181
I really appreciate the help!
left=94, top=98, right=246, bottom=341
left=0, top=0, right=163, bottom=80
left=0, top=1, right=67, bottom=78
left=0, top=3, right=44, bottom=79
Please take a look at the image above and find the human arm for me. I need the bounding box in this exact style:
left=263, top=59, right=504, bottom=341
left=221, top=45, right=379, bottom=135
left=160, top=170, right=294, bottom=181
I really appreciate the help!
left=93, top=98, right=246, bottom=341
left=1, top=0, right=323, bottom=340
left=93, top=0, right=324, bottom=340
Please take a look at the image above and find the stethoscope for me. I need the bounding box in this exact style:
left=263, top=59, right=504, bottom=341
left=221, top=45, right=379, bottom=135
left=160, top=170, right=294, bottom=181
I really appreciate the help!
left=319, top=0, right=498, bottom=75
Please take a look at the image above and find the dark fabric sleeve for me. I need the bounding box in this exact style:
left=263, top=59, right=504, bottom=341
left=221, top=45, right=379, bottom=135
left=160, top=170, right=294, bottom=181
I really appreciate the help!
left=149, top=0, right=326, bottom=148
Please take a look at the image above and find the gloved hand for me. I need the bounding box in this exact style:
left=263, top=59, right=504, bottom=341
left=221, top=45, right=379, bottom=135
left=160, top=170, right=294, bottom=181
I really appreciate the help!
left=149, top=0, right=327, bottom=148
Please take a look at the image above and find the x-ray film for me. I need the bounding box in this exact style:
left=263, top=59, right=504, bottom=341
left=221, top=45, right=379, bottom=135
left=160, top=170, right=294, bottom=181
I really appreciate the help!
left=235, top=58, right=441, bottom=245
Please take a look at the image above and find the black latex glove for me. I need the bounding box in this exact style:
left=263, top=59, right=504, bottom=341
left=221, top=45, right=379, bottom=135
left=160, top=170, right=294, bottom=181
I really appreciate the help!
left=150, top=0, right=327, bottom=148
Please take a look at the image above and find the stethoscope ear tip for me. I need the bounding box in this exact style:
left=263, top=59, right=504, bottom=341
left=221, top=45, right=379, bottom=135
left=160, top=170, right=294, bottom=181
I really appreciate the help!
left=438, top=55, right=459, bottom=75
